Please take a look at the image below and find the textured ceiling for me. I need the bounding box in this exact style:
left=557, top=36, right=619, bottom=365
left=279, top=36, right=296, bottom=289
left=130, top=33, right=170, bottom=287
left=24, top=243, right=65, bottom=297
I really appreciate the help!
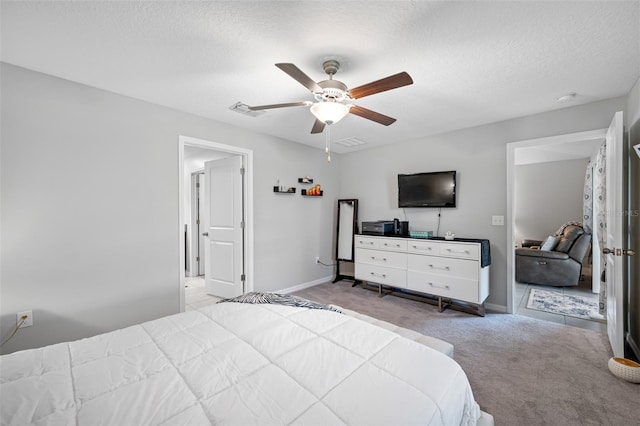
left=2, top=1, right=639, bottom=154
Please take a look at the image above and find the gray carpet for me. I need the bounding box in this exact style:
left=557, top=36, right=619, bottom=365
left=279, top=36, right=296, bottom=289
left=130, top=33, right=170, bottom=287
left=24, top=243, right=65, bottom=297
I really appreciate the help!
left=293, top=281, right=640, bottom=426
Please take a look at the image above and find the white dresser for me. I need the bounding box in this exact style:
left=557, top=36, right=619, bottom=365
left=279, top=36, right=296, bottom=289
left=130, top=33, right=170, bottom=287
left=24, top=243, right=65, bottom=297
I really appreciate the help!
left=354, top=235, right=490, bottom=315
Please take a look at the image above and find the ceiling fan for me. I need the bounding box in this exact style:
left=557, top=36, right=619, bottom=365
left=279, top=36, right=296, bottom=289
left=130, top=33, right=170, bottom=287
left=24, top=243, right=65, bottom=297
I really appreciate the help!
left=245, top=60, right=413, bottom=134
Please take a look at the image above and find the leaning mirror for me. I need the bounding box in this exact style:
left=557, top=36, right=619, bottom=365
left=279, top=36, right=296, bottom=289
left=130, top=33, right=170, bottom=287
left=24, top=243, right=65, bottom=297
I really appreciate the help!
left=334, top=199, right=358, bottom=283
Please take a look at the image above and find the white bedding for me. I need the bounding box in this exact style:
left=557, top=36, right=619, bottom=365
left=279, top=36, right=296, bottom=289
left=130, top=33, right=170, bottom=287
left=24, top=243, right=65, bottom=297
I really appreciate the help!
left=1, top=301, right=481, bottom=425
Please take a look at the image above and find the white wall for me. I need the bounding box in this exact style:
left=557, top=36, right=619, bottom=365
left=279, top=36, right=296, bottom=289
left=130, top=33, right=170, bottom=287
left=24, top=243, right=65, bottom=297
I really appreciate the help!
left=514, top=158, right=589, bottom=245
left=338, top=96, right=627, bottom=309
left=0, top=63, right=339, bottom=354
left=0, top=62, right=632, bottom=353
left=628, top=76, right=640, bottom=126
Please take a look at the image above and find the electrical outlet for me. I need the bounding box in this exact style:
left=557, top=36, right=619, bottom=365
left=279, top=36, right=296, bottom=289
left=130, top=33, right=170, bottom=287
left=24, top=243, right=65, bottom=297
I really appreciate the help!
left=492, top=215, right=505, bottom=226
left=17, top=310, right=33, bottom=328
left=315, top=256, right=320, bottom=264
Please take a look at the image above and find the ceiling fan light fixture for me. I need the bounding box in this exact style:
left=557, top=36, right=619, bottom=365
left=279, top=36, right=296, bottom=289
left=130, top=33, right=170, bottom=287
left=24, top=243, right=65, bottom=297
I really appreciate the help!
left=310, top=102, right=350, bottom=125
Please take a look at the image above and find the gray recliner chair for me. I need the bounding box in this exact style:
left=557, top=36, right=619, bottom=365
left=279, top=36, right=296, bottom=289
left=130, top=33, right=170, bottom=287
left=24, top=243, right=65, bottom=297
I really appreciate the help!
left=516, top=224, right=591, bottom=287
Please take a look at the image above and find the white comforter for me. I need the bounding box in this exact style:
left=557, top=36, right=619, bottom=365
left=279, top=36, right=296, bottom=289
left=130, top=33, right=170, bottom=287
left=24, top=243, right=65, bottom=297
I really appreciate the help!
left=1, top=302, right=480, bottom=425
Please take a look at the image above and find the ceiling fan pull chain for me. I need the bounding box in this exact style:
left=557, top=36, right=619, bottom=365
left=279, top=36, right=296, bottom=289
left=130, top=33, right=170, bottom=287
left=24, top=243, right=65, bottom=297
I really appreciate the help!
left=325, top=124, right=329, bottom=154
left=326, top=125, right=331, bottom=162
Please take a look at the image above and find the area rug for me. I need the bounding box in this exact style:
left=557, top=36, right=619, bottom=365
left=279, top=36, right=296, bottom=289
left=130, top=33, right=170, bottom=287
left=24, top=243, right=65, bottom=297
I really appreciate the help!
left=526, top=288, right=605, bottom=321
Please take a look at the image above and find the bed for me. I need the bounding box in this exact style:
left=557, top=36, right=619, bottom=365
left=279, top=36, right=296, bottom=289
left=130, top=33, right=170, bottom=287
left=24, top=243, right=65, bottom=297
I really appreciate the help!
left=1, top=295, right=491, bottom=425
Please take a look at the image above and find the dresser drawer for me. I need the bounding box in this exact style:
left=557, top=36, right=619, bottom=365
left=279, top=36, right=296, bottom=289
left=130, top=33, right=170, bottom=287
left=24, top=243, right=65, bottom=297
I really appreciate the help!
left=355, top=236, right=379, bottom=249
left=438, top=243, right=479, bottom=260
left=355, top=263, right=407, bottom=288
left=407, top=271, right=481, bottom=303
left=407, top=240, right=440, bottom=255
left=407, top=254, right=478, bottom=280
left=355, top=236, right=408, bottom=252
left=356, top=248, right=407, bottom=269
left=378, top=238, right=408, bottom=252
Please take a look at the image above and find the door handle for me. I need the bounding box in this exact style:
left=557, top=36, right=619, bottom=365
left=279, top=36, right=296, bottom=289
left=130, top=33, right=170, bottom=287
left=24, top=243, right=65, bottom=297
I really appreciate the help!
left=428, top=264, right=451, bottom=271
left=602, top=247, right=636, bottom=256
left=202, top=232, right=209, bottom=237
left=427, top=282, right=450, bottom=290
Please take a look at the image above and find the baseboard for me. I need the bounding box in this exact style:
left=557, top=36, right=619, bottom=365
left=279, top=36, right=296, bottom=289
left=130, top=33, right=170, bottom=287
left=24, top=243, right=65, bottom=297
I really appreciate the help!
left=485, top=303, right=507, bottom=313
left=278, top=276, right=333, bottom=294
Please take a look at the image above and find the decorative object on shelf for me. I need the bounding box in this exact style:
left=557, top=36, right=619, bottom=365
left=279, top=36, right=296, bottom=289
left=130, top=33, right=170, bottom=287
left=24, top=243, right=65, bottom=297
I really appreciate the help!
left=273, top=179, right=295, bottom=193
left=273, top=186, right=296, bottom=194
left=409, top=230, right=433, bottom=239
left=302, top=184, right=323, bottom=196
left=298, top=177, right=314, bottom=184
left=444, top=231, right=455, bottom=240
left=608, top=357, right=640, bottom=383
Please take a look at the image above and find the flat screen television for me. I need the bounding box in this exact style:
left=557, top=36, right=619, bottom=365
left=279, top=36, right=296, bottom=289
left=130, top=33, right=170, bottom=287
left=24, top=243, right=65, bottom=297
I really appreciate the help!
left=398, top=171, right=457, bottom=208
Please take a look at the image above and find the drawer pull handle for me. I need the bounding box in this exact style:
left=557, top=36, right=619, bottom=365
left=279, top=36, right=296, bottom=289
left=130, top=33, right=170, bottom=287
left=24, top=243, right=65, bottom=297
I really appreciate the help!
left=537, top=261, right=547, bottom=265
left=412, top=245, right=432, bottom=251
left=383, top=243, right=401, bottom=248
left=429, top=264, right=450, bottom=271
left=359, top=241, right=375, bottom=245
left=446, top=248, right=470, bottom=254
left=370, top=272, right=387, bottom=278
left=428, top=282, right=450, bottom=290
left=371, top=256, right=387, bottom=262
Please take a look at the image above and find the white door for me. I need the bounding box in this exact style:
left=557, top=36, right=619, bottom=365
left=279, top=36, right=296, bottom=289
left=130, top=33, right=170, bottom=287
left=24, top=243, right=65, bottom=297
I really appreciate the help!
left=604, top=111, right=624, bottom=357
left=203, top=156, right=244, bottom=298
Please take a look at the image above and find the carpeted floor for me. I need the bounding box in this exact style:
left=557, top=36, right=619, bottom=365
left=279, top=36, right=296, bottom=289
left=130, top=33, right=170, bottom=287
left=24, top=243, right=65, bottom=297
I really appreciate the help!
left=293, top=281, right=640, bottom=426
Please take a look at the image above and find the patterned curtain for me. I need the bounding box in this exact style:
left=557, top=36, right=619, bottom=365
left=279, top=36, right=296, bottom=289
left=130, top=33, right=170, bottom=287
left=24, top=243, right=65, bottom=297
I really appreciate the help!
left=589, top=142, right=607, bottom=315
left=583, top=161, right=594, bottom=234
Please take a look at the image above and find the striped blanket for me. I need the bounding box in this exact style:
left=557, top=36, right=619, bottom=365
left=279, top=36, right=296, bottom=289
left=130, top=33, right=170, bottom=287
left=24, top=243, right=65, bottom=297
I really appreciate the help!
left=218, top=292, right=342, bottom=313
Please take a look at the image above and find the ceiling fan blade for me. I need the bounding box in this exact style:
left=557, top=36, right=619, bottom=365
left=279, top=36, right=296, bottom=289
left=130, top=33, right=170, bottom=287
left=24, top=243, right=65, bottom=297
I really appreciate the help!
left=311, top=119, right=326, bottom=134
left=349, top=105, right=396, bottom=126
left=348, top=72, right=413, bottom=99
left=275, top=63, right=323, bottom=93
left=247, top=101, right=311, bottom=111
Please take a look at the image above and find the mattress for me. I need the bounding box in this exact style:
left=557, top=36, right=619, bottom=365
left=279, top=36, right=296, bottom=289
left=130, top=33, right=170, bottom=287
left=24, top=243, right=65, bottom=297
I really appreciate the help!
left=1, top=301, right=481, bottom=425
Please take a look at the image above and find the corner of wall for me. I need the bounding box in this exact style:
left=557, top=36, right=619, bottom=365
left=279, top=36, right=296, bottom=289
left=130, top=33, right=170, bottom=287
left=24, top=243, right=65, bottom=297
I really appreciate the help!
left=627, top=76, right=640, bottom=127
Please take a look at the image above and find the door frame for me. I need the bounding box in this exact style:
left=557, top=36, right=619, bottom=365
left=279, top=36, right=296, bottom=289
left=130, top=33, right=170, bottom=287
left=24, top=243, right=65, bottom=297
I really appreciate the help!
left=188, top=170, right=205, bottom=277
left=178, top=135, right=254, bottom=311
left=506, top=128, right=607, bottom=314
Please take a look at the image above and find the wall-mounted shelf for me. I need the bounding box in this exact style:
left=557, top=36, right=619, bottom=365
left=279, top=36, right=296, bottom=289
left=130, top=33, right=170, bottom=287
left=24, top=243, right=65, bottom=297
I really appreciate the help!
left=298, top=177, right=314, bottom=184
left=273, top=186, right=296, bottom=194
left=301, top=189, right=323, bottom=196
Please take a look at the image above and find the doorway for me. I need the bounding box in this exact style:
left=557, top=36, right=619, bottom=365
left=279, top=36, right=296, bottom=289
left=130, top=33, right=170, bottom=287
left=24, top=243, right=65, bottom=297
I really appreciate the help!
left=178, top=136, right=254, bottom=312
left=513, top=156, right=601, bottom=330
left=506, top=129, right=607, bottom=329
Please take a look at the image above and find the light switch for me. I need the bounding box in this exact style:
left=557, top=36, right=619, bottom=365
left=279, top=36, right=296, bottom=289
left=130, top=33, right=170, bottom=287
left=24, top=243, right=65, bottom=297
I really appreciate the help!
left=492, top=215, right=504, bottom=226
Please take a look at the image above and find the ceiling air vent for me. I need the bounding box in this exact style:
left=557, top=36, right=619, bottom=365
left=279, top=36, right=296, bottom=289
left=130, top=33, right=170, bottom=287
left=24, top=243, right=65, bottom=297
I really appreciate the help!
left=335, top=137, right=367, bottom=148
left=229, top=102, right=265, bottom=117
